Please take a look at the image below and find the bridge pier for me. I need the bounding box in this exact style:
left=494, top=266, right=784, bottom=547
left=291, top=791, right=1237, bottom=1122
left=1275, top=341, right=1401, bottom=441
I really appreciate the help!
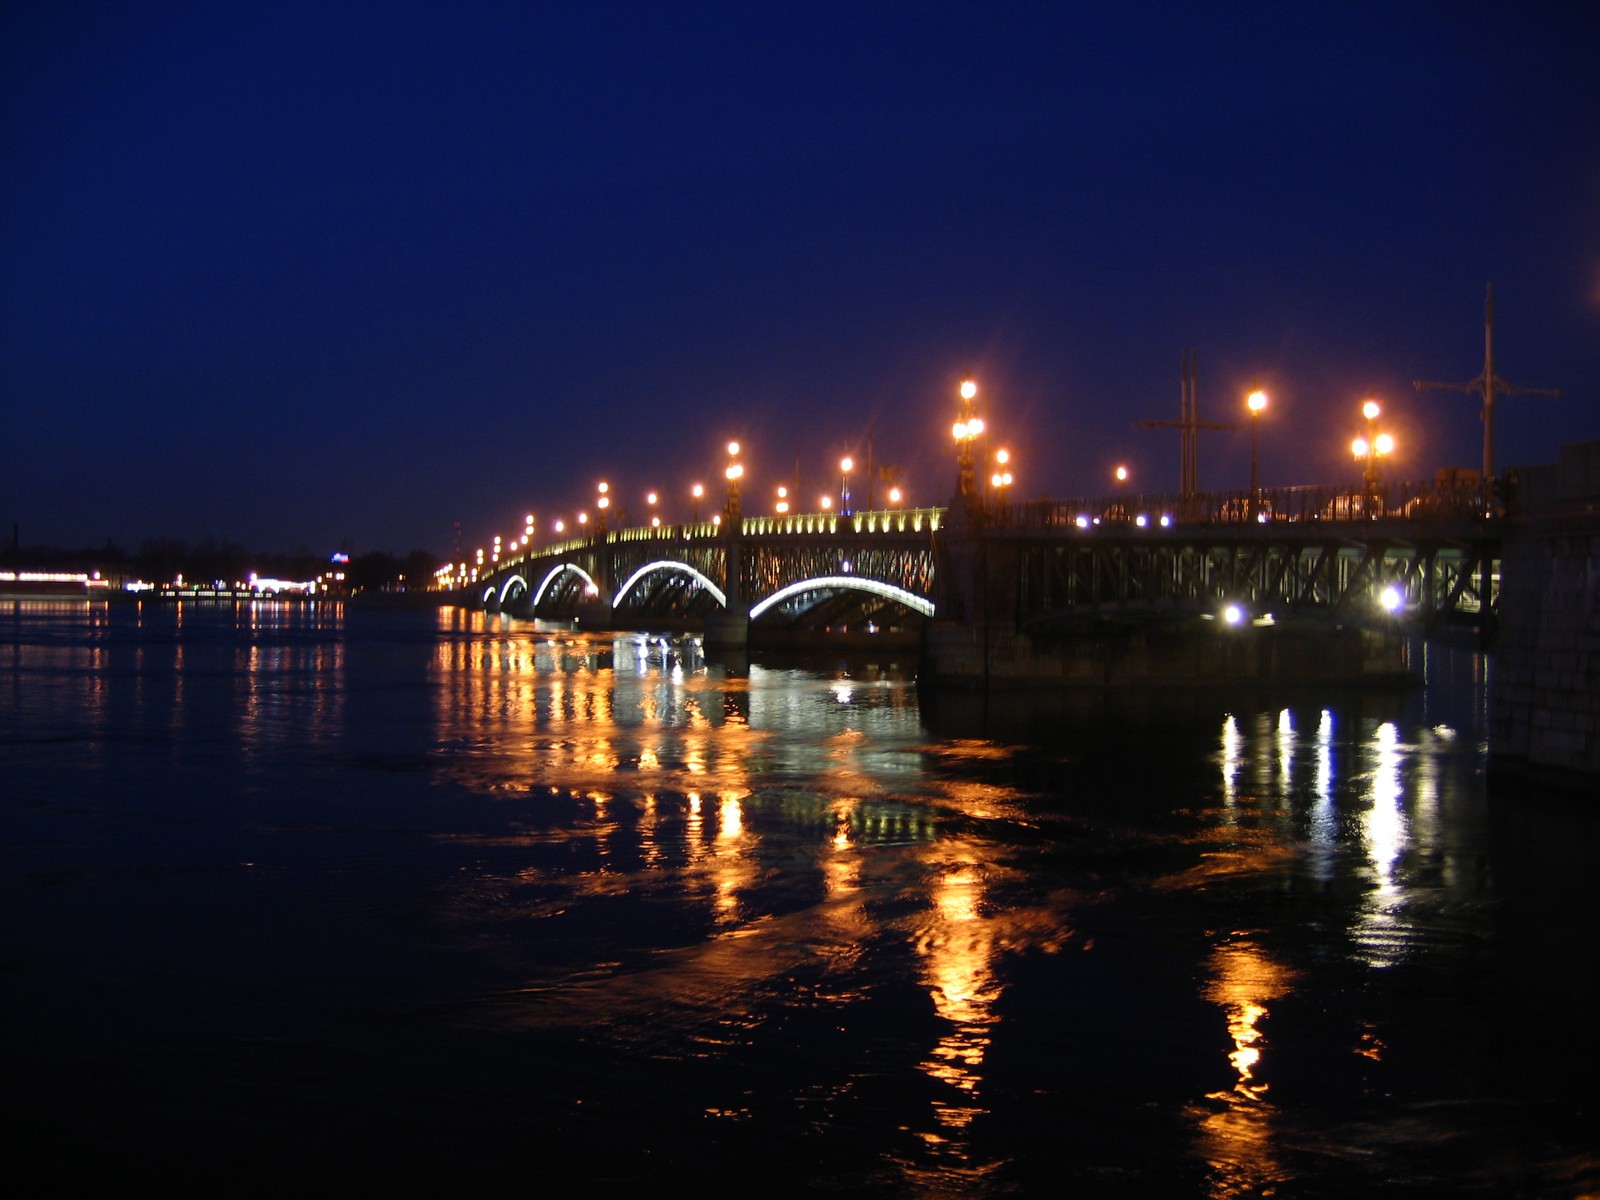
left=1492, top=440, right=1600, bottom=792
left=921, top=617, right=1410, bottom=689
left=704, top=606, right=750, bottom=649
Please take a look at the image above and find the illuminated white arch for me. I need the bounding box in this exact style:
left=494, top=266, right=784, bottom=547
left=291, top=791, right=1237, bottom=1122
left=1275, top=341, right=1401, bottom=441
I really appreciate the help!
left=532, top=562, right=599, bottom=607
left=748, top=575, right=935, bottom=620
left=496, top=574, right=529, bottom=606
left=614, top=559, right=727, bottom=609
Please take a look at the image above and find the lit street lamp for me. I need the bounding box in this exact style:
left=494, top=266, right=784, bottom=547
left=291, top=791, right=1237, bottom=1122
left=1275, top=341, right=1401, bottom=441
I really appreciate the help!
left=775, top=485, right=790, bottom=515
left=1351, top=399, right=1395, bottom=516
left=1246, top=389, right=1268, bottom=521
left=839, top=456, right=854, bottom=515
left=724, top=441, right=744, bottom=521
left=952, top=379, right=984, bottom=502
left=691, top=482, right=705, bottom=524
left=595, top=481, right=610, bottom=533
left=990, top=449, right=1014, bottom=518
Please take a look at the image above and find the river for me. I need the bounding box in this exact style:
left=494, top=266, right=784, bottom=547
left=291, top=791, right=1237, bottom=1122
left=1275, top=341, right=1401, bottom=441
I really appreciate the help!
left=2, top=600, right=1595, bottom=1195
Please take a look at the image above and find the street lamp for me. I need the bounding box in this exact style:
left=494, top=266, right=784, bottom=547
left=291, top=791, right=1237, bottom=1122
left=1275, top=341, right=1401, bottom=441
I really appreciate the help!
left=1110, top=464, right=1129, bottom=521
left=887, top=485, right=904, bottom=507
left=839, top=456, right=854, bottom=515
left=775, top=485, right=789, bottom=515
left=1351, top=399, right=1395, bottom=517
left=724, top=441, right=743, bottom=521
left=1246, top=389, right=1268, bottom=521
left=990, top=449, right=1014, bottom=517
left=952, top=379, right=983, bottom=501
left=691, top=482, right=705, bottom=524
left=595, top=481, right=610, bottom=533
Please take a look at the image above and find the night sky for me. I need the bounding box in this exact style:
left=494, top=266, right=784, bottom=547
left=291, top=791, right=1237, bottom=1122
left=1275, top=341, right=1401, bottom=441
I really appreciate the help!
left=4, top=1, right=1597, bottom=562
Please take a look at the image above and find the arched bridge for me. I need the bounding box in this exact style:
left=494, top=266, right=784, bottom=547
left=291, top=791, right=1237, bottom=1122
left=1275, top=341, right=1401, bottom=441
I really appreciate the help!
left=459, top=480, right=1503, bottom=654
left=469, top=507, right=944, bottom=643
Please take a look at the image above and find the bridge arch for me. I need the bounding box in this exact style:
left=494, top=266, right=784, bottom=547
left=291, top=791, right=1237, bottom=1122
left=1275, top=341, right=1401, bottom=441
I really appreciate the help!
left=533, top=562, right=599, bottom=607
left=496, top=574, right=530, bottom=607
left=749, top=575, right=936, bottom=621
left=614, top=559, right=728, bottom=610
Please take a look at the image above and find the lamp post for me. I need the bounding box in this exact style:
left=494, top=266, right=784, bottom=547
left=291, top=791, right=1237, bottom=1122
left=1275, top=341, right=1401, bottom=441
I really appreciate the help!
left=1246, top=389, right=1268, bottom=521
left=952, top=379, right=983, bottom=503
left=991, top=449, right=1014, bottom=522
left=595, top=481, right=610, bottom=533
left=1351, top=399, right=1395, bottom=517
left=724, top=442, right=743, bottom=522
left=691, top=482, right=704, bottom=524
left=839, top=456, right=854, bottom=515
left=775, top=485, right=789, bottom=515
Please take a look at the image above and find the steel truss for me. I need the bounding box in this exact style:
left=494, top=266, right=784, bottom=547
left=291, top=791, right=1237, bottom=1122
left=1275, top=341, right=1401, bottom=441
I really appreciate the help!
left=741, top=537, right=936, bottom=605
left=1014, top=527, right=1498, bottom=640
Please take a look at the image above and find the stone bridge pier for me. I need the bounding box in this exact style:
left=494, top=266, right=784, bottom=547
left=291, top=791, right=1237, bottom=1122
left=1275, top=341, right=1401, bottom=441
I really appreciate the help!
left=1491, top=440, right=1600, bottom=790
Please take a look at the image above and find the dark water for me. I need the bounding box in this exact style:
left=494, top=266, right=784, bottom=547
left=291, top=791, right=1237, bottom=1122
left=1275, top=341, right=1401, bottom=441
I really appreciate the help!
left=2, top=600, right=1596, bottom=1196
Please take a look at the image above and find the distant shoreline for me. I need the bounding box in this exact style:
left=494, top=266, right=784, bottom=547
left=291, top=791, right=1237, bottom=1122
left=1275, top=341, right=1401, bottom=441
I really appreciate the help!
left=2, top=588, right=447, bottom=608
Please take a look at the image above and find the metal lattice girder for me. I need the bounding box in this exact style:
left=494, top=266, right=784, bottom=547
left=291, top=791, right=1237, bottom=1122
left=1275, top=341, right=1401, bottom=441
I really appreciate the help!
left=742, top=536, right=937, bottom=607
left=612, top=542, right=726, bottom=593
left=538, top=570, right=588, bottom=613
left=620, top=565, right=724, bottom=618
left=1014, top=523, right=1498, bottom=638
left=766, top=586, right=904, bottom=629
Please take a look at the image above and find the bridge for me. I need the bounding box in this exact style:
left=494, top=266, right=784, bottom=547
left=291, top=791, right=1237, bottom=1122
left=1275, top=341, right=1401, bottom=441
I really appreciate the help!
left=467, top=505, right=945, bottom=646
left=455, top=441, right=1599, bottom=784
left=461, top=477, right=1499, bottom=655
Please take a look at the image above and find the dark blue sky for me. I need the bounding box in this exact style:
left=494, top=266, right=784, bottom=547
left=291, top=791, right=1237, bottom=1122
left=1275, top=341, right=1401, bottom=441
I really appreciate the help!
left=4, top=0, right=1597, bottom=560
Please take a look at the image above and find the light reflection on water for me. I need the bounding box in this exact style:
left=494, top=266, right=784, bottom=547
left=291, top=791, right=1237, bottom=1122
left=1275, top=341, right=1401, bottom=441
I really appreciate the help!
left=1, top=601, right=1595, bottom=1195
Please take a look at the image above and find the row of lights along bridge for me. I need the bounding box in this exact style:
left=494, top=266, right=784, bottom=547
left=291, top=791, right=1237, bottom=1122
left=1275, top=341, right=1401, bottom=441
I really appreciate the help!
left=460, top=378, right=1398, bottom=576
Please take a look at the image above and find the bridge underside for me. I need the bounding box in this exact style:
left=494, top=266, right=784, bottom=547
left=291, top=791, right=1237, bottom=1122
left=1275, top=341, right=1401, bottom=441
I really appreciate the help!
left=748, top=584, right=929, bottom=643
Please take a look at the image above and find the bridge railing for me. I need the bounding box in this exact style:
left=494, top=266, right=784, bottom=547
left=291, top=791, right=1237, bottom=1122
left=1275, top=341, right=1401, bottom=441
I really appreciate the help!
left=513, top=508, right=945, bottom=557
left=740, top=507, right=944, bottom=536
left=992, top=479, right=1488, bottom=530
left=465, top=507, right=947, bottom=584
